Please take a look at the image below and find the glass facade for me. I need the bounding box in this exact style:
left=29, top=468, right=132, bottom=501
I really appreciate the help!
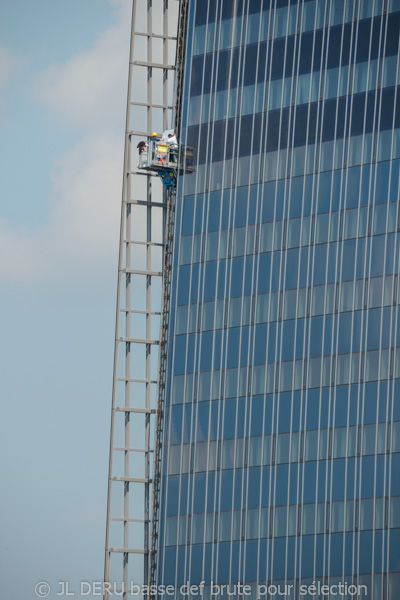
left=157, top=1, right=400, bottom=598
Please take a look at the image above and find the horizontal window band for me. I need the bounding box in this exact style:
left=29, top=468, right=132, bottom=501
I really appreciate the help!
left=189, top=13, right=400, bottom=95
left=186, top=87, right=400, bottom=164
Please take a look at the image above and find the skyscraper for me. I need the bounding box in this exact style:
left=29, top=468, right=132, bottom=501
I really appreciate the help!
left=105, top=1, right=400, bottom=599
left=156, top=0, right=400, bottom=597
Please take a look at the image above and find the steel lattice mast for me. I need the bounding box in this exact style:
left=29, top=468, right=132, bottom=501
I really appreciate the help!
left=103, top=1, right=181, bottom=598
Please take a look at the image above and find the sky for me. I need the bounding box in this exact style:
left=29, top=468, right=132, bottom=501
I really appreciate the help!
left=0, top=1, right=133, bottom=598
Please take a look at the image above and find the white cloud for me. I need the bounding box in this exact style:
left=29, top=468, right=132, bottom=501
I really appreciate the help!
left=0, top=133, right=123, bottom=283
left=33, top=8, right=130, bottom=134
left=0, top=0, right=133, bottom=284
left=49, top=134, right=123, bottom=265
left=0, top=221, right=41, bottom=279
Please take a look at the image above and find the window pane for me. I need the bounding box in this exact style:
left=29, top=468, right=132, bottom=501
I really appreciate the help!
left=202, top=302, right=215, bottom=331
left=308, top=357, right=321, bottom=388
left=170, top=444, right=183, bottom=475
left=336, top=354, right=350, bottom=385
left=353, top=61, right=368, bottom=93
left=256, top=294, right=268, bottom=323
left=317, top=503, right=326, bottom=533
left=362, top=424, right=377, bottom=455
left=344, top=208, right=359, bottom=239
left=260, top=507, right=269, bottom=537
left=260, top=222, right=274, bottom=251
left=373, top=204, right=388, bottom=235
left=280, top=362, right=294, bottom=392
left=284, top=289, right=297, bottom=319
left=195, top=442, right=208, bottom=472
left=247, top=509, right=259, bottom=539
left=229, top=297, right=242, bottom=328
left=287, top=218, right=301, bottom=249
left=176, top=305, right=188, bottom=334
left=290, top=431, right=300, bottom=462
left=233, top=228, right=246, bottom=257
left=274, top=7, right=289, bottom=38
left=220, top=19, right=233, bottom=49
left=219, top=511, right=232, bottom=541
left=205, top=513, right=213, bottom=543
left=369, top=277, right=384, bottom=308
left=311, top=286, right=325, bottom=315
left=276, top=432, right=290, bottom=464
left=333, top=427, right=348, bottom=458
left=324, top=67, right=340, bottom=99
left=390, top=497, right=400, bottom=528
left=247, top=14, right=260, bottom=44
left=193, top=25, right=206, bottom=55
left=180, top=236, right=192, bottom=265
left=288, top=504, right=297, bottom=536
left=178, top=514, right=187, bottom=545
left=319, top=429, right=329, bottom=459
left=383, top=55, right=398, bottom=88
left=340, top=281, right=354, bottom=312
left=242, top=85, right=256, bottom=116
left=375, top=497, right=384, bottom=529
left=302, top=503, right=315, bottom=534
left=315, top=213, right=330, bottom=244
left=192, top=513, right=204, bottom=544
left=392, top=421, right=400, bottom=452
left=301, top=216, right=311, bottom=246
left=274, top=506, right=287, bottom=537
left=232, top=510, right=241, bottom=540
left=330, top=0, right=345, bottom=25
left=331, top=501, right=345, bottom=532
left=269, top=79, right=283, bottom=110
left=249, top=436, right=262, bottom=466
left=263, top=435, right=272, bottom=465
left=297, top=73, right=311, bottom=105
left=222, top=439, right=235, bottom=468
left=360, top=498, right=374, bottom=530
left=304, top=430, right=319, bottom=461
left=166, top=516, right=178, bottom=545
left=365, top=350, right=379, bottom=382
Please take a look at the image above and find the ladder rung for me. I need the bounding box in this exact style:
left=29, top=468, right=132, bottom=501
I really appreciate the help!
left=120, top=308, right=162, bottom=315
left=108, top=548, right=147, bottom=554
left=119, top=337, right=159, bottom=345
left=123, top=268, right=163, bottom=276
left=134, top=32, right=178, bottom=41
left=130, top=101, right=173, bottom=109
left=112, top=476, right=151, bottom=483
left=122, top=238, right=164, bottom=246
left=110, top=517, right=149, bottom=523
left=115, top=407, right=156, bottom=414
left=113, top=447, right=153, bottom=453
left=124, top=200, right=166, bottom=208
left=116, top=378, right=158, bottom=383
left=133, top=60, right=175, bottom=70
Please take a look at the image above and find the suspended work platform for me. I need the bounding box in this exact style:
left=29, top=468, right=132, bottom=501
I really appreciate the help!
left=138, top=138, right=195, bottom=189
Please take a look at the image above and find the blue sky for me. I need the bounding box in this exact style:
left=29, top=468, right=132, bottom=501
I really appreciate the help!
left=0, top=1, right=132, bottom=598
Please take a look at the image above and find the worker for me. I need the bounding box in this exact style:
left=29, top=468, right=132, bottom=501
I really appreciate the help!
left=168, top=132, right=177, bottom=145
left=150, top=132, right=160, bottom=163
left=137, top=140, right=146, bottom=155
left=168, top=132, right=178, bottom=163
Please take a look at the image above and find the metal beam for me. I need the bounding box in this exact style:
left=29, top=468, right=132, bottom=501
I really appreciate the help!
left=118, top=337, right=159, bottom=345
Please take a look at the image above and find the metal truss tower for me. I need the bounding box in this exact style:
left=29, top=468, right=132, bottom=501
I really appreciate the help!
left=104, top=1, right=181, bottom=598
